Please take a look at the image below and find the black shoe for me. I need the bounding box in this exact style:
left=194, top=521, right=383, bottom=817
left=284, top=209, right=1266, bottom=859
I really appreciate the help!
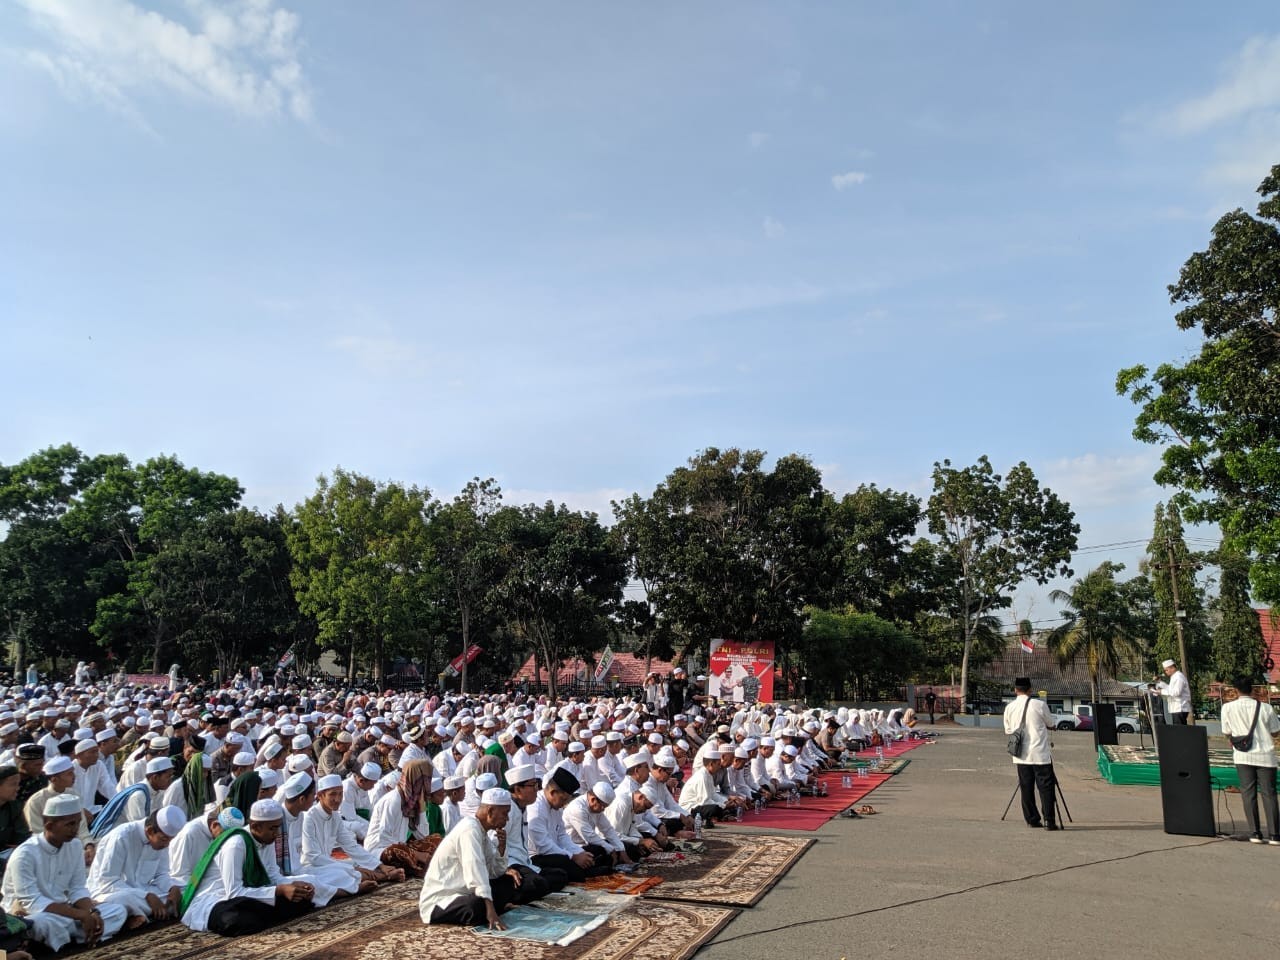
left=1026, top=821, right=1042, bottom=829
left=1044, top=823, right=1063, bottom=831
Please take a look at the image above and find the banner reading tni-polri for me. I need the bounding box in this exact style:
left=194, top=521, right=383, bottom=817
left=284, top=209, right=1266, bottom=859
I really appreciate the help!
left=707, top=639, right=775, bottom=704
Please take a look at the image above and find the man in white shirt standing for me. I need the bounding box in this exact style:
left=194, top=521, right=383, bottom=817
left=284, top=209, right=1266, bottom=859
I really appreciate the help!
left=1155, top=659, right=1192, bottom=725
left=1002, top=678, right=1060, bottom=831
left=1220, top=676, right=1280, bottom=844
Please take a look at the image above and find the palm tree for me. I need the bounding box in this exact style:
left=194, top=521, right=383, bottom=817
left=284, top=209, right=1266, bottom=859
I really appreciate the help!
left=1046, top=562, right=1144, bottom=702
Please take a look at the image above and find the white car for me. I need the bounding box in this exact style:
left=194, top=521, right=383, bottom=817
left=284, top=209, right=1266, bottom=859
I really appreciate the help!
left=1047, top=711, right=1079, bottom=731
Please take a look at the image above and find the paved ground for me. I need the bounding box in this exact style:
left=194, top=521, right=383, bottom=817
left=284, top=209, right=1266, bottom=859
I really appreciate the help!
left=702, top=725, right=1279, bottom=959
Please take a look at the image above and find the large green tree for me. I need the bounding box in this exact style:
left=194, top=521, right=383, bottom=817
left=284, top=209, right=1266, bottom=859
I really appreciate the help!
left=1117, top=163, right=1280, bottom=601
left=491, top=502, right=625, bottom=699
left=1211, top=547, right=1268, bottom=683
left=612, top=448, right=835, bottom=660
left=1045, top=561, right=1145, bottom=702
left=288, top=469, right=436, bottom=684
left=427, top=478, right=503, bottom=692
left=800, top=605, right=923, bottom=701
left=926, top=456, right=1079, bottom=706
left=1146, top=502, right=1209, bottom=685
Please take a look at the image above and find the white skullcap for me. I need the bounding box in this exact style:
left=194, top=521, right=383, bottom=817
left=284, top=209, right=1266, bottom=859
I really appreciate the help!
left=742, top=738, right=759, bottom=751
left=505, top=764, right=536, bottom=786
left=444, top=774, right=465, bottom=790
left=605, top=731, right=622, bottom=743
left=380, top=735, right=397, bottom=747
left=146, top=757, right=174, bottom=775
left=480, top=787, right=511, bottom=806
left=263, top=743, right=284, bottom=760
left=474, top=772, right=498, bottom=792
left=257, top=768, right=281, bottom=789
left=316, top=774, right=343, bottom=792
left=360, top=762, right=381, bottom=781
left=1161, top=659, right=1176, bottom=669
left=43, top=792, right=81, bottom=817
left=430, top=776, right=443, bottom=792
left=74, top=739, right=97, bottom=755
left=567, top=742, right=586, bottom=754
left=155, top=804, right=185, bottom=837
left=591, top=781, right=615, bottom=804
left=653, top=753, right=677, bottom=769
left=291, top=734, right=312, bottom=750
left=233, top=752, right=256, bottom=767
left=284, top=773, right=313, bottom=798
left=95, top=729, right=116, bottom=743
left=734, top=747, right=750, bottom=759
left=286, top=755, right=313, bottom=773
left=591, top=735, right=606, bottom=749
left=525, top=733, right=542, bottom=746
left=760, top=736, right=776, bottom=747
left=218, top=807, right=245, bottom=830
left=784, top=745, right=799, bottom=756
left=623, top=752, right=649, bottom=770
left=250, top=799, right=283, bottom=821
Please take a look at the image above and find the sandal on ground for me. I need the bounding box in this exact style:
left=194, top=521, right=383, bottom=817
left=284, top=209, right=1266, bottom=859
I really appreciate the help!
left=857, top=804, right=878, bottom=815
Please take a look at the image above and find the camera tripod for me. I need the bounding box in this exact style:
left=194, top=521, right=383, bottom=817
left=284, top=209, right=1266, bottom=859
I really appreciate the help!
left=1001, top=767, right=1073, bottom=827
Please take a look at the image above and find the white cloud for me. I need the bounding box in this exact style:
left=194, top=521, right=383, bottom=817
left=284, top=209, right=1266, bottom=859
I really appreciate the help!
left=1170, top=35, right=1280, bottom=134
left=831, top=170, right=868, bottom=190
left=762, top=215, right=786, bottom=239
left=1039, top=451, right=1162, bottom=513
left=1164, top=34, right=1280, bottom=186
left=748, top=130, right=769, bottom=149
left=14, top=0, right=312, bottom=123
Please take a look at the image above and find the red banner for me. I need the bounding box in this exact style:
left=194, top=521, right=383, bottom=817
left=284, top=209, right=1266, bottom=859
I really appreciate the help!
left=125, top=674, right=169, bottom=687
left=707, top=640, right=775, bottom=704
left=445, top=645, right=483, bottom=677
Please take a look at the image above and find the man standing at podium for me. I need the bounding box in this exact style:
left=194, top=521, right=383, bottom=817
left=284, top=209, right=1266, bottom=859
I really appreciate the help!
left=1003, top=678, right=1059, bottom=830
left=1156, top=659, right=1191, bottom=725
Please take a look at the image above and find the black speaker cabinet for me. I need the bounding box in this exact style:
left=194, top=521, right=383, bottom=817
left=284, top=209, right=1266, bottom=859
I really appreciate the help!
left=1156, top=724, right=1215, bottom=836
left=1091, top=703, right=1118, bottom=747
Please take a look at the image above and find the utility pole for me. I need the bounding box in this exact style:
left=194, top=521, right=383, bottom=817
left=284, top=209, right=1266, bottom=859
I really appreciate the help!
left=1166, top=537, right=1192, bottom=724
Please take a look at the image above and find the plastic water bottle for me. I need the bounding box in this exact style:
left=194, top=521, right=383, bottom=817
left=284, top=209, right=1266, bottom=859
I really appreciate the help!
left=842, top=773, right=852, bottom=789
left=876, top=745, right=884, bottom=760
left=693, top=813, right=703, bottom=839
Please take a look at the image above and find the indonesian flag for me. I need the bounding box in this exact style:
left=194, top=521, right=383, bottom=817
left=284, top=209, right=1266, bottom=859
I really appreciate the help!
left=1019, top=622, right=1034, bottom=655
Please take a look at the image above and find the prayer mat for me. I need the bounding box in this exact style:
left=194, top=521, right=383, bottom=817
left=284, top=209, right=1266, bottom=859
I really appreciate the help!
left=855, top=738, right=929, bottom=759
left=578, top=873, right=667, bottom=895
left=1098, top=744, right=1280, bottom=789
left=840, top=757, right=911, bottom=775
left=74, top=880, right=736, bottom=960
left=738, top=771, right=893, bottom=831
left=635, top=832, right=814, bottom=907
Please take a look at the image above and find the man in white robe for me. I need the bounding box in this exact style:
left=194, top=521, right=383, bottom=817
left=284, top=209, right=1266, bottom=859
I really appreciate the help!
left=300, top=774, right=402, bottom=894
left=1, top=792, right=127, bottom=952
left=123, top=757, right=174, bottom=824
left=86, top=805, right=185, bottom=925
left=168, top=806, right=233, bottom=889
left=339, top=762, right=380, bottom=840
left=418, top=788, right=513, bottom=928
left=181, top=799, right=320, bottom=935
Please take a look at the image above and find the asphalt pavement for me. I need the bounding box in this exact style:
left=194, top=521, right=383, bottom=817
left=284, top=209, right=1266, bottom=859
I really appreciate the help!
left=701, top=724, right=1279, bottom=959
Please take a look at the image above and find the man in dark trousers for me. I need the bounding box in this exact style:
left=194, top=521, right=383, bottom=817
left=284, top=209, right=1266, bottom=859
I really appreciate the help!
left=925, top=688, right=937, bottom=724
left=1002, top=678, right=1060, bottom=830
left=666, top=668, right=687, bottom=721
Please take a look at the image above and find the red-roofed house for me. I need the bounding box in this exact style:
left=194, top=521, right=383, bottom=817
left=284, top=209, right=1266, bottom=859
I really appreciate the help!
left=1258, top=608, right=1279, bottom=683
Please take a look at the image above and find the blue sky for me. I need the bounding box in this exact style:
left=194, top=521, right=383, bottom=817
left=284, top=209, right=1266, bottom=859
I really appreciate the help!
left=2, top=1, right=1277, bottom=624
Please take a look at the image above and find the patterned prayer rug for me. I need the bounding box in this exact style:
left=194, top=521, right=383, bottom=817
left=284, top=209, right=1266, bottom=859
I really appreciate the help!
left=578, top=873, right=668, bottom=895
left=73, top=881, right=736, bottom=960
left=634, top=832, right=814, bottom=907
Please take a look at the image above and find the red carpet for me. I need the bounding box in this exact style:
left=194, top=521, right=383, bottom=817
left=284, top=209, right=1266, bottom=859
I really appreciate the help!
left=855, top=738, right=929, bottom=759
left=731, top=771, right=892, bottom=830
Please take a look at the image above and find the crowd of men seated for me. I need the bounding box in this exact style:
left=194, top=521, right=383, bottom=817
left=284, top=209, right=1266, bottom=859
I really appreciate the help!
left=0, top=675, right=917, bottom=949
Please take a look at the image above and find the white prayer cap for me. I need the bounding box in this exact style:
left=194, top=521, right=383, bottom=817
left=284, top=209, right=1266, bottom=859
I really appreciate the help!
left=43, top=755, right=74, bottom=775
left=1161, top=659, right=1176, bottom=669
left=233, top=752, right=256, bottom=767
left=284, top=773, right=313, bottom=798
left=286, top=755, right=313, bottom=773
left=444, top=774, right=466, bottom=790
left=226, top=732, right=246, bottom=746
left=783, top=745, right=799, bottom=757
left=590, top=735, right=606, bottom=749
left=291, top=734, right=312, bottom=750
left=480, top=787, right=511, bottom=806
left=218, top=807, right=245, bottom=830
left=590, top=781, right=615, bottom=804
left=263, top=742, right=284, bottom=760
left=257, top=768, right=281, bottom=789
left=0, top=722, right=20, bottom=736
left=718, top=744, right=734, bottom=755
left=760, top=736, right=776, bottom=747
left=43, top=792, right=81, bottom=817
left=360, top=762, right=381, bottom=781
left=504, top=764, right=536, bottom=787
left=567, top=742, right=586, bottom=754
left=73, top=726, right=94, bottom=741
left=605, top=731, right=622, bottom=743
left=380, top=734, right=397, bottom=747
left=316, top=774, right=343, bottom=792
left=525, top=733, right=542, bottom=747
left=653, top=753, right=677, bottom=770
left=648, top=733, right=664, bottom=746
left=95, top=729, right=117, bottom=743
left=475, top=772, right=499, bottom=792
left=74, top=739, right=97, bottom=755
left=430, top=776, right=444, bottom=792
left=145, top=757, right=175, bottom=783
left=623, top=753, right=649, bottom=770
left=250, top=799, right=283, bottom=821
left=155, top=805, right=185, bottom=837
left=676, top=740, right=690, bottom=751
left=734, top=747, right=750, bottom=759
